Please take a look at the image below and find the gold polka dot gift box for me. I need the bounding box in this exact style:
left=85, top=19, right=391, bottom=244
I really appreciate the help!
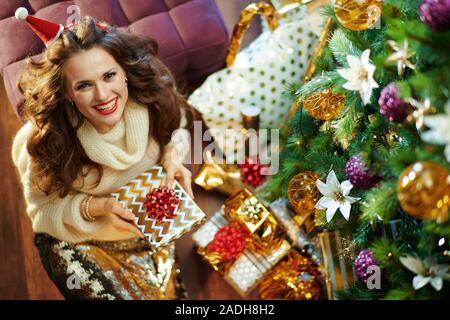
left=111, top=166, right=206, bottom=248
left=192, top=189, right=291, bottom=297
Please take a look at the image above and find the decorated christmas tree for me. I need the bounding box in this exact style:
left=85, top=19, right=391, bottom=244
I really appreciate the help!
left=259, top=0, right=450, bottom=299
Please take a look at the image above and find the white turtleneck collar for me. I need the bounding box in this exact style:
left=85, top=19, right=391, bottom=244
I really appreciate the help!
left=77, top=99, right=150, bottom=170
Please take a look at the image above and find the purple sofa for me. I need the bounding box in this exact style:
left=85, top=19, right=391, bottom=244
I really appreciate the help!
left=0, top=0, right=230, bottom=117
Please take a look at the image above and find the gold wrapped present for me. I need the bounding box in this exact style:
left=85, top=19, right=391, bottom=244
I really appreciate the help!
left=223, top=189, right=283, bottom=247
left=192, top=208, right=291, bottom=297
left=111, top=166, right=206, bottom=248
left=259, top=249, right=322, bottom=300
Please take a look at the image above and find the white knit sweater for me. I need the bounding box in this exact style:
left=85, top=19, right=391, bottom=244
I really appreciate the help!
left=12, top=99, right=191, bottom=243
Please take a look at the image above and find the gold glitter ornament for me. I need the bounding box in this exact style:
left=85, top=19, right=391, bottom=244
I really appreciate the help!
left=288, top=171, right=322, bottom=216
left=303, top=89, right=346, bottom=120
left=259, top=250, right=321, bottom=300
left=334, top=0, right=383, bottom=31
left=397, top=161, right=450, bottom=223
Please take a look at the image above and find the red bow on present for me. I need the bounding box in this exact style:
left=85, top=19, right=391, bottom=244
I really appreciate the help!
left=144, top=186, right=179, bottom=220
left=239, top=158, right=269, bottom=188
left=207, top=223, right=250, bottom=261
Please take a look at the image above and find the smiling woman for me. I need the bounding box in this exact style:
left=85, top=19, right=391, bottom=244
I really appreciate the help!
left=11, top=12, right=195, bottom=299
left=64, top=48, right=129, bottom=133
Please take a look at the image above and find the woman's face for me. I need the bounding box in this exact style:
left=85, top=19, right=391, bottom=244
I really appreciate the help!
left=64, top=47, right=128, bottom=133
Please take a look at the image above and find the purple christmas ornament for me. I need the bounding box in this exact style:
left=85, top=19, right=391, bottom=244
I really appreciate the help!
left=355, top=249, right=379, bottom=284
left=378, top=83, right=412, bottom=123
left=419, top=0, right=450, bottom=32
left=345, top=156, right=381, bottom=190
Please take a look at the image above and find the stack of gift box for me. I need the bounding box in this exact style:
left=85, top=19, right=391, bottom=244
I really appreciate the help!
left=192, top=189, right=323, bottom=299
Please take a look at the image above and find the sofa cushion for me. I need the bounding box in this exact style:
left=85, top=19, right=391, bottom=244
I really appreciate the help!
left=170, top=0, right=228, bottom=70
left=28, top=0, right=62, bottom=11
left=118, top=0, right=168, bottom=22
left=34, top=1, right=75, bottom=24
left=74, top=0, right=129, bottom=26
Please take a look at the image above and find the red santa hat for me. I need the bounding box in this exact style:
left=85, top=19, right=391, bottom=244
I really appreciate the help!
left=15, top=7, right=64, bottom=46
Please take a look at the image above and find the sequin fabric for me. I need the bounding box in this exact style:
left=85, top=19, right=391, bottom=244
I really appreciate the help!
left=34, top=233, right=187, bottom=300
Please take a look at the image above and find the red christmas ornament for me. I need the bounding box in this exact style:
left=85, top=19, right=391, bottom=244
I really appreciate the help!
left=239, top=158, right=269, bottom=187
left=207, top=223, right=250, bottom=261
left=144, top=186, right=179, bottom=220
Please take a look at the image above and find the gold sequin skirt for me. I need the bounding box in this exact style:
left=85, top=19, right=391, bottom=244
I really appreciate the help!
left=34, top=233, right=187, bottom=300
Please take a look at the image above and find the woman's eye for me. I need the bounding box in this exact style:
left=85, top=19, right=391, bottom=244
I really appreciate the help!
left=76, top=83, right=90, bottom=90
left=105, top=72, right=116, bottom=80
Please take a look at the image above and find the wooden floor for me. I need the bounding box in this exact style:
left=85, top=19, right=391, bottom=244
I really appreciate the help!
left=0, top=77, right=257, bottom=300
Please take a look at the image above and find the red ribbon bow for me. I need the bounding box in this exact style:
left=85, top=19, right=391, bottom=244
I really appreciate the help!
left=144, top=186, right=179, bottom=220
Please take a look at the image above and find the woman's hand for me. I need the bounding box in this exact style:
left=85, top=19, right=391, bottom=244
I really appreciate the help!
left=161, top=146, right=194, bottom=199
left=86, top=196, right=145, bottom=239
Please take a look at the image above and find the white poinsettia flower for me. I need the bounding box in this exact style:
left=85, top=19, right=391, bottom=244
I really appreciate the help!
left=400, top=255, right=450, bottom=291
left=421, top=101, right=450, bottom=163
left=337, top=49, right=379, bottom=105
left=315, top=170, right=361, bottom=222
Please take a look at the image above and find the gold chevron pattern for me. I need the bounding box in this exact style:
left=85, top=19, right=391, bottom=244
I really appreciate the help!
left=111, top=166, right=206, bottom=247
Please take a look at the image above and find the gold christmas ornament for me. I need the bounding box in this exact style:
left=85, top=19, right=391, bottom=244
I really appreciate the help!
left=385, top=40, right=416, bottom=77
left=288, top=171, right=322, bottom=216
left=259, top=250, right=321, bottom=300
left=407, top=97, right=436, bottom=132
left=336, top=236, right=357, bottom=264
left=385, top=129, right=403, bottom=147
left=334, top=0, right=383, bottom=31
left=302, top=89, right=346, bottom=120
left=397, top=161, right=450, bottom=223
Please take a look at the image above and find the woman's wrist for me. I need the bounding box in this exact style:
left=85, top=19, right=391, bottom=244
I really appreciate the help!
left=80, top=196, right=108, bottom=221
left=162, top=145, right=183, bottom=167
left=80, top=195, right=95, bottom=221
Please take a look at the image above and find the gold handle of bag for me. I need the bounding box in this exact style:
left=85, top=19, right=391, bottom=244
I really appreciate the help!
left=303, top=17, right=334, bottom=82
left=287, top=17, right=334, bottom=118
left=225, top=2, right=278, bottom=68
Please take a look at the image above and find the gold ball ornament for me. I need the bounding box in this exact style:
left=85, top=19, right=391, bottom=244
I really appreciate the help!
left=334, top=0, right=383, bottom=31
left=303, top=89, right=345, bottom=121
left=397, top=161, right=450, bottom=223
left=288, top=171, right=322, bottom=215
